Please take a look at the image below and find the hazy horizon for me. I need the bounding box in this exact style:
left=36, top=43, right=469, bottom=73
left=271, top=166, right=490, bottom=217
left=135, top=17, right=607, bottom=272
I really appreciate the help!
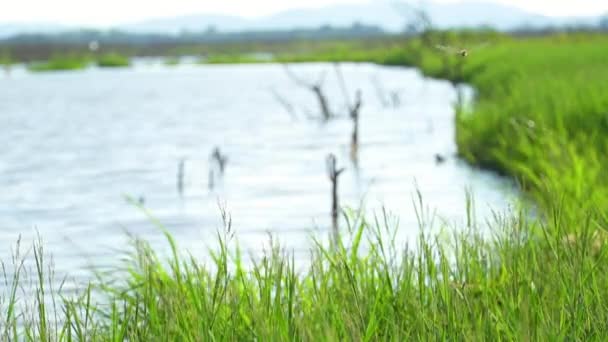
left=1, top=0, right=607, bottom=27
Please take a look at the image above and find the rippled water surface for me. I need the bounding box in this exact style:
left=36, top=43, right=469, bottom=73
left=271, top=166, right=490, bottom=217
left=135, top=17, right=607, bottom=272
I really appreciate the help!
left=0, top=62, right=516, bottom=290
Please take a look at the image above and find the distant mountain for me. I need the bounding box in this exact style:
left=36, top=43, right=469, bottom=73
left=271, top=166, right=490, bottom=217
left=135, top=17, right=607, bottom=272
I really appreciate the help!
left=120, top=1, right=599, bottom=34
left=0, top=1, right=603, bottom=38
left=0, top=23, right=70, bottom=38
left=425, top=1, right=554, bottom=29
left=120, top=14, right=249, bottom=34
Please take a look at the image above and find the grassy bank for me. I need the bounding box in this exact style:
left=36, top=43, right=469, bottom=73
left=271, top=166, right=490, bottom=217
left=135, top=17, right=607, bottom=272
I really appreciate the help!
left=4, top=201, right=608, bottom=340
left=25, top=52, right=131, bottom=72
left=423, top=34, right=608, bottom=225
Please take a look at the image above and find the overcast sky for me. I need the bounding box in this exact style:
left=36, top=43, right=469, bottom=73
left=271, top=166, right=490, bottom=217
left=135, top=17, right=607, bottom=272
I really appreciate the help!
left=2, top=0, right=607, bottom=26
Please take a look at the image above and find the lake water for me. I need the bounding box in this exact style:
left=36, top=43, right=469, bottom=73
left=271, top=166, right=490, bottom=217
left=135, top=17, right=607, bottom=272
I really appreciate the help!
left=0, top=61, right=516, bottom=292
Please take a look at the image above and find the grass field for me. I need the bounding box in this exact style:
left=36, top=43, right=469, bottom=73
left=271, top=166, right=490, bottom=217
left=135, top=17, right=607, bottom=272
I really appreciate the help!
left=5, top=200, right=608, bottom=340
left=438, top=34, right=608, bottom=226
left=3, top=32, right=608, bottom=339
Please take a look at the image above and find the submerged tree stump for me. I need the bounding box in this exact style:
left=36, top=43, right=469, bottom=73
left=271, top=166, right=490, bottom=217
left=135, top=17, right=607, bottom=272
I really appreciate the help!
left=326, top=154, right=345, bottom=246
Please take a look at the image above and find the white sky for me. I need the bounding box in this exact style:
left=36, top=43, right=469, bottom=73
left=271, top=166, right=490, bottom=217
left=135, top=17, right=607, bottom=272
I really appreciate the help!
left=1, top=0, right=607, bottom=26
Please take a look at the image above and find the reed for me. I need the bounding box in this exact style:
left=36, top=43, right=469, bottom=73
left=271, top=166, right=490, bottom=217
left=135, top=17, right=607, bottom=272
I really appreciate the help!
left=3, top=195, right=608, bottom=340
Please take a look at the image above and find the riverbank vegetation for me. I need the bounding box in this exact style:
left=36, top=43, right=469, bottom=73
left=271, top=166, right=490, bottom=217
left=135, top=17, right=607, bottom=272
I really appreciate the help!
left=96, top=53, right=130, bottom=67
left=28, top=54, right=90, bottom=72
left=3, top=32, right=608, bottom=339
left=25, top=52, right=131, bottom=71
left=413, top=33, right=608, bottom=226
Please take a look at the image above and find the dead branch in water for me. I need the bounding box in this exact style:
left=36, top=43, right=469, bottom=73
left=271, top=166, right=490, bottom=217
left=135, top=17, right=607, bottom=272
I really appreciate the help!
left=283, top=64, right=332, bottom=121
left=349, top=90, right=363, bottom=163
left=390, top=91, right=401, bottom=108
left=371, top=75, right=402, bottom=108
left=212, top=147, right=228, bottom=174
left=332, top=63, right=363, bottom=164
left=209, top=147, right=228, bottom=191
left=177, top=158, right=186, bottom=196
left=326, top=154, right=345, bottom=246
left=270, top=88, right=299, bottom=121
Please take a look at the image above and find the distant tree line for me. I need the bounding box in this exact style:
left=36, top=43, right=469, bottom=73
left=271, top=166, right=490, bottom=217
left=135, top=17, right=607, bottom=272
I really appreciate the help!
left=0, top=23, right=390, bottom=62
left=1, top=23, right=385, bottom=46
left=511, top=15, right=608, bottom=36
left=1, top=16, right=607, bottom=63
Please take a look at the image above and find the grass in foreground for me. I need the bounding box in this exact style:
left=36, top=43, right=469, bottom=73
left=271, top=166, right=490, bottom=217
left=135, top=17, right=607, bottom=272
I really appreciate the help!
left=3, top=199, right=608, bottom=340
left=0, top=51, right=13, bottom=67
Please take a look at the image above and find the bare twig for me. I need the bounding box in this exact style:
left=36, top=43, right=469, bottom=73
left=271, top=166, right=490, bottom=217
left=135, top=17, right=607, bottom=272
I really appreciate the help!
left=312, top=85, right=332, bottom=121
left=283, top=64, right=313, bottom=88
left=177, top=158, right=186, bottom=196
left=350, top=90, right=363, bottom=147
left=212, top=147, right=228, bottom=175
left=392, top=0, right=433, bottom=35
left=326, top=154, right=345, bottom=246
left=209, top=147, right=228, bottom=191
left=390, top=90, right=401, bottom=107
left=270, top=88, right=298, bottom=121
left=283, top=64, right=332, bottom=120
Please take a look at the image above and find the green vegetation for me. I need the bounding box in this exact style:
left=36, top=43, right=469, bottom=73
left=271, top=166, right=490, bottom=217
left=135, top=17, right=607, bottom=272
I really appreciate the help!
left=0, top=50, right=13, bottom=66
left=24, top=52, right=130, bottom=72
left=96, top=53, right=130, bottom=68
left=417, top=34, right=608, bottom=226
left=28, top=54, right=90, bottom=72
left=3, top=32, right=608, bottom=339
left=6, top=200, right=608, bottom=340
left=201, top=52, right=276, bottom=64
left=164, top=56, right=180, bottom=66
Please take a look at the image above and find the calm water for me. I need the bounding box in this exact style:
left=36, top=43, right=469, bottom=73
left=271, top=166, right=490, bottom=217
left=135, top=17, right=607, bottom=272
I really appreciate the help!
left=0, top=61, right=516, bottom=291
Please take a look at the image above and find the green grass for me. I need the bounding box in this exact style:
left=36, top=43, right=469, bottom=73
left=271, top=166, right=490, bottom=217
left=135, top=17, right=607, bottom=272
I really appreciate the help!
left=4, top=197, right=608, bottom=340
left=164, top=56, right=180, bottom=66
left=428, top=34, right=608, bottom=226
left=28, top=55, right=90, bottom=72
left=0, top=51, right=13, bottom=66
left=96, top=53, right=130, bottom=68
